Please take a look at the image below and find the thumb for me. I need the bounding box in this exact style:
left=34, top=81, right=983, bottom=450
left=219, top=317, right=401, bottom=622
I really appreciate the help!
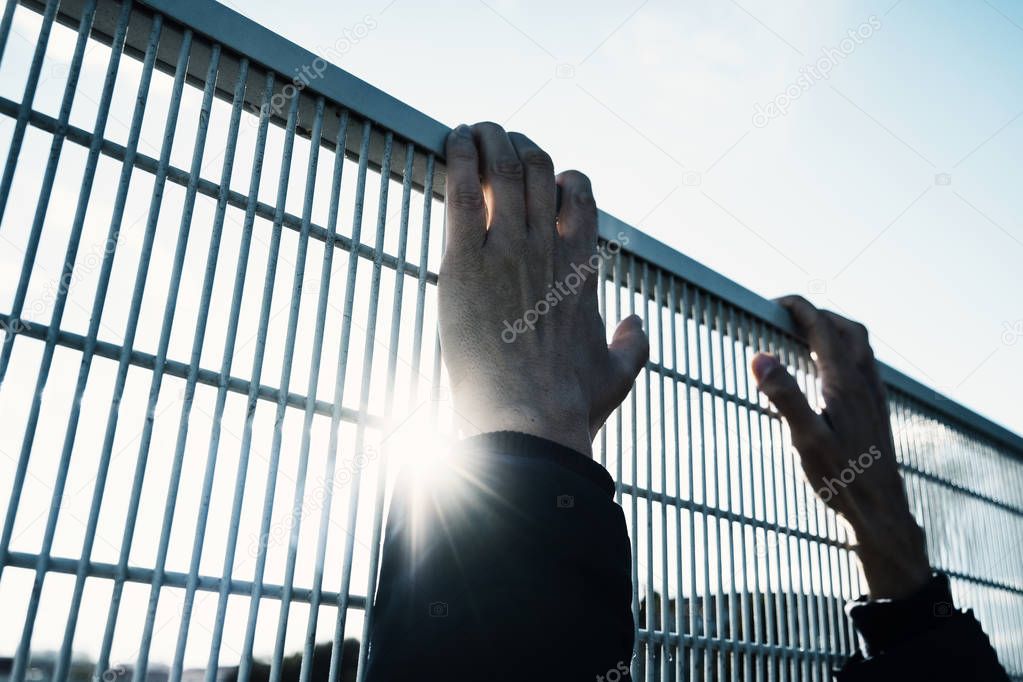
left=590, top=315, right=649, bottom=436
left=751, top=353, right=822, bottom=441
left=608, top=315, right=649, bottom=385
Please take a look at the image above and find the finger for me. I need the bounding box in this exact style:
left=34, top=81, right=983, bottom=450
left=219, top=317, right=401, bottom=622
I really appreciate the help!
left=822, top=311, right=890, bottom=414
left=777, top=295, right=844, bottom=372
left=556, top=170, right=597, bottom=253
left=822, top=311, right=872, bottom=361
left=751, top=352, right=825, bottom=444
left=444, top=125, right=486, bottom=255
left=508, top=132, right=556, bottom=241
left=609, top=314, right=649, bottom=383
left=591, top=314, right=649, bottom=434
left=471, top=121, right=525, bottom=228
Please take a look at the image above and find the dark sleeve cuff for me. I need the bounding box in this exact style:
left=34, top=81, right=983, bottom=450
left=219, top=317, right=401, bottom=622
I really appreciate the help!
left=454, top=430, right=616, bottom=495
left=846, top=572, right=954, bottom=656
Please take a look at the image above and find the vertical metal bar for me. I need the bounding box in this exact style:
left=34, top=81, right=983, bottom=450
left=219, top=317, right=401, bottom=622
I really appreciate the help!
left=654, top=271, right=669, bottom=682
left=627, top=255, right=640, bottom=680
left=810, top=352, right=844, bottom=670
left=293, top=109, right=355, bottom=682
left=770, top=327, right=801, bottom=680
left=0, top=0, right=59, bottom=225
left=202, top=70, right=278, bottom=682
left=0, top=0, right=98, bottom=380
left=799, top=349, right=828, bottom=673
left=724, top=306, right=753, bottom=682
left=713, top=300, right=741, bottom=678
left=94, top=23, right=194, bottom=678
left=667, top=276, right=685, bottom=682
left=796, top=347, right=827, bottom=678
left=641, top=262, right=654, bottom=682
left=159, top=54, right=251, bottom=682
left=703, top=297, right=723, bottom=681
left=751, top=316, right=782, bottom=682
left=46, top=5, right=137, bottom=679
left=266, top=96, right=329, bottom=682
left=328, top=130, right=394, bottom=682
left=679, top=281, right=698, bottom=682
left=780, top=339, right=811, bottom=679
left=405, top=156, right=435, bottom=410
left=0, top=0, right=19, bottom=66
left=736, top=311, right=767, bottom=679
left=234, top=89, right=306, bottom=682
left=690, top=288, right=711, bottom=681
left=699, top=291, right=724, bottom=681
left=356, top=142, right=416, bottom=682
left=614, top=250, right=623, bottom=506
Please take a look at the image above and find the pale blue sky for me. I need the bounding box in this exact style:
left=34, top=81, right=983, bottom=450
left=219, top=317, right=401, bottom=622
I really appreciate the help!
left=232, top=0, right=1023, bottom=435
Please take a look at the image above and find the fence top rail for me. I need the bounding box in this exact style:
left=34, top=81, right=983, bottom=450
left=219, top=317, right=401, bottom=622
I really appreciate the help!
left=22, top=0, right=1023, bottom=456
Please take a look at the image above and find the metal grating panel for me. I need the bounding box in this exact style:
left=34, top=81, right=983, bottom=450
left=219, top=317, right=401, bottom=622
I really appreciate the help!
left=0, top=1, right=1020, bottom=681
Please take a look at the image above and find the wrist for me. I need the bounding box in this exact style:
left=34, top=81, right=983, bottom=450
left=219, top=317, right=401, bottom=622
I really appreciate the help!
left=852, top=513, right=931, bottom=599
left=452, top=393, right=592, bottom=457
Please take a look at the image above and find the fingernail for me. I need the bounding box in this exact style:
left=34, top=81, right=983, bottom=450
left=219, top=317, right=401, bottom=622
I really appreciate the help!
left=454, top=123, right=471, bottom=137
left=751, top=353, right=779, bottom=381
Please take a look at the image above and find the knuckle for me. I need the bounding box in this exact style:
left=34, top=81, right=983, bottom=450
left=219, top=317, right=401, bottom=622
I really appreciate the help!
left=491, top=157, right=524, bottom=181
left=447, top=189, right=484, bottom=211
left=561, top=169, right=592, bottom=190
left=782, top=294, right=810, bottom=309
left=521, top=148, right=553, bottom=172
left=446, top=143, right=477, bottom=163
left=561, top=172, right=595, bottom=209
left=473, top=120, right=504, bottom=135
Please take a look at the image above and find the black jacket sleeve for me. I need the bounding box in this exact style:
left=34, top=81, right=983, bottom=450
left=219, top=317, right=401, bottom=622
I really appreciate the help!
left=364, top=432, right=634, bottom=681
left=363, top=432, right=1010, bottom=682
left=835, top=573, right=1010, bottom=681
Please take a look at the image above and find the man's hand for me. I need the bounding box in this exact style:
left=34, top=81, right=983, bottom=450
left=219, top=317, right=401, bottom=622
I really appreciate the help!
left=752, top=296, right=930, bottom=599
left=438, top=123, right=648, bottom=456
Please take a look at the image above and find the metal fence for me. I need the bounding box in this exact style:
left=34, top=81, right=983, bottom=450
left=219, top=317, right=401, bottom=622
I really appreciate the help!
left=0, top=1, right=1020, bottom=681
